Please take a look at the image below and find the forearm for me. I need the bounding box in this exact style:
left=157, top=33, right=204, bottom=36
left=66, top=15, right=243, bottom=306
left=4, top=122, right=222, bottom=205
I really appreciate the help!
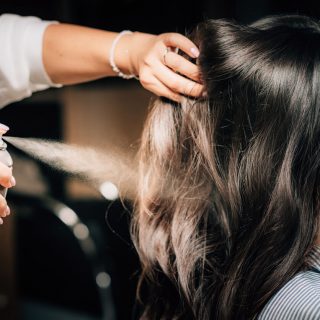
left=43, top=23, right=139, bottom=84
left=0, top=14, right=201, bottom=107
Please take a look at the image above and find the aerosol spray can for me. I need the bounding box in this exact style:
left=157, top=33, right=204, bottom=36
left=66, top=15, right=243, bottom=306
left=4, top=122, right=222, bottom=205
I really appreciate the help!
left=0, top=124, right=13, bottom=197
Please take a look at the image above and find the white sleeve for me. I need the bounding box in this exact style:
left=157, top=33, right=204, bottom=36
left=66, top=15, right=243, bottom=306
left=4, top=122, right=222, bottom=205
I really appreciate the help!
left=0, top=14, right=62, bottom=108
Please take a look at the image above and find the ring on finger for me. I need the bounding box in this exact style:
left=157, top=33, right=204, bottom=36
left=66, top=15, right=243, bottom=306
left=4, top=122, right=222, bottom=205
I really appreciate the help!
left=163, top=47, right=171, bottom=66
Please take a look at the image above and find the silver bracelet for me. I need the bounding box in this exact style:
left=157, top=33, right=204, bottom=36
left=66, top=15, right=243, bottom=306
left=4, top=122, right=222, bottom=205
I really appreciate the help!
left=109, top=30, right=137, bottom=80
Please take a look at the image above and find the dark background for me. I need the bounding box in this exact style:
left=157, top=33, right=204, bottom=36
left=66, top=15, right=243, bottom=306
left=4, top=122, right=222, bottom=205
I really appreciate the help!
left=2, top=0, right=320, bottom=32
left=0, top=1, right=320, bottom=320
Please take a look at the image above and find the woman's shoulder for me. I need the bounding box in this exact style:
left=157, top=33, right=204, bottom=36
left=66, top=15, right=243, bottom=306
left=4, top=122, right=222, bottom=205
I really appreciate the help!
left=258, top=269, right=320, bottom=320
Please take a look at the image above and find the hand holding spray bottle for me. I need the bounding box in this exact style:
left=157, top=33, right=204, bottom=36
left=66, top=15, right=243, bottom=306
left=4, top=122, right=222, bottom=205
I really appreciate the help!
left=0, top=123, right=13, bottom=224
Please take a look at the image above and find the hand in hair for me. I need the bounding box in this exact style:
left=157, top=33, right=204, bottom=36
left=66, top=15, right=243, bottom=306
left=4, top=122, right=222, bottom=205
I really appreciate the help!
left=128, top=32, right=204, bottom=102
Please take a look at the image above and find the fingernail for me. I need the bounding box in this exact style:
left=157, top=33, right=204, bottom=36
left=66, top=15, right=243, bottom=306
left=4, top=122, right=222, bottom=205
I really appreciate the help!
left=5, top=206, right=10, bottom=216
left=0, top=218, right=3, bottom=225
left=10, top=176, right=16, bottom=187
left=0, top=123, right=9, bottom=135
left=190, top=47, right=199, bottom=58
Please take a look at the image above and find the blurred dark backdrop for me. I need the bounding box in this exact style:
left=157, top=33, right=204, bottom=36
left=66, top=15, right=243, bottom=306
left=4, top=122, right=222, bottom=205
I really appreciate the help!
left=0, top=1, right=320, bottom=320
left=1, top=0, right=320, bottom=32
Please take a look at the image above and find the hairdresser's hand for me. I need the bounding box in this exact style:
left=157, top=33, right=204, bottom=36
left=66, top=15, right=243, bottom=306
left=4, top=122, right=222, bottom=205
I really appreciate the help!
left=0, top=162, right=15, bottom=224
left=128, top=32, right=203, bottom=102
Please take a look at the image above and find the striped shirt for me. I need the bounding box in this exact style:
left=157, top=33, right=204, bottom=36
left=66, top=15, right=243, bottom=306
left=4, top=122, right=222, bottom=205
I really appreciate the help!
left=258, top=246, right=320, bottom=319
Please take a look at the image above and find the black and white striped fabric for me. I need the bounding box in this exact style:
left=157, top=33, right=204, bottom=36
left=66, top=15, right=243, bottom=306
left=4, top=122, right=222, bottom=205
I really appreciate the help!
left=258, top=246, right=320, bottom=319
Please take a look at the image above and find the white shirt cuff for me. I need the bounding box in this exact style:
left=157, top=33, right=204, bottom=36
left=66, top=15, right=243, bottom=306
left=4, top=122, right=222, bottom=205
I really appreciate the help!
left=0, top=14, right=62, bottom=108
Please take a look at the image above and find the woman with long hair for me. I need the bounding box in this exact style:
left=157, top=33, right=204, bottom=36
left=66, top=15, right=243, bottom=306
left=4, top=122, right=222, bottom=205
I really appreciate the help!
left=133, top=15, right=320, bottom=319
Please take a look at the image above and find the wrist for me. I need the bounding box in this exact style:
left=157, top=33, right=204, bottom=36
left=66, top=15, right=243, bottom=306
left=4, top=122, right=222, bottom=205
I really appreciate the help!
left=113, top=31, right=137, bottom=76
left=114, top=32, right=156, bottom=78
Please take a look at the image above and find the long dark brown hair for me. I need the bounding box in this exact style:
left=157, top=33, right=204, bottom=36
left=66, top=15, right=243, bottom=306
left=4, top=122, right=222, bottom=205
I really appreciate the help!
left=132, top=15, right=320, bottom=319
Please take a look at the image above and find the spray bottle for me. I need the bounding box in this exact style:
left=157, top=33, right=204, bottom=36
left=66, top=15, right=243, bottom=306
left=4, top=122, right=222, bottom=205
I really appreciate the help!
left=0, top=124, right=13, bottom=197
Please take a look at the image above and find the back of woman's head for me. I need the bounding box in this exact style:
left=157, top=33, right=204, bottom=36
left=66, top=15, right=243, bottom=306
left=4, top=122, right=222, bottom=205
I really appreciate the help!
left=133, top=15, right=320, bottom=319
